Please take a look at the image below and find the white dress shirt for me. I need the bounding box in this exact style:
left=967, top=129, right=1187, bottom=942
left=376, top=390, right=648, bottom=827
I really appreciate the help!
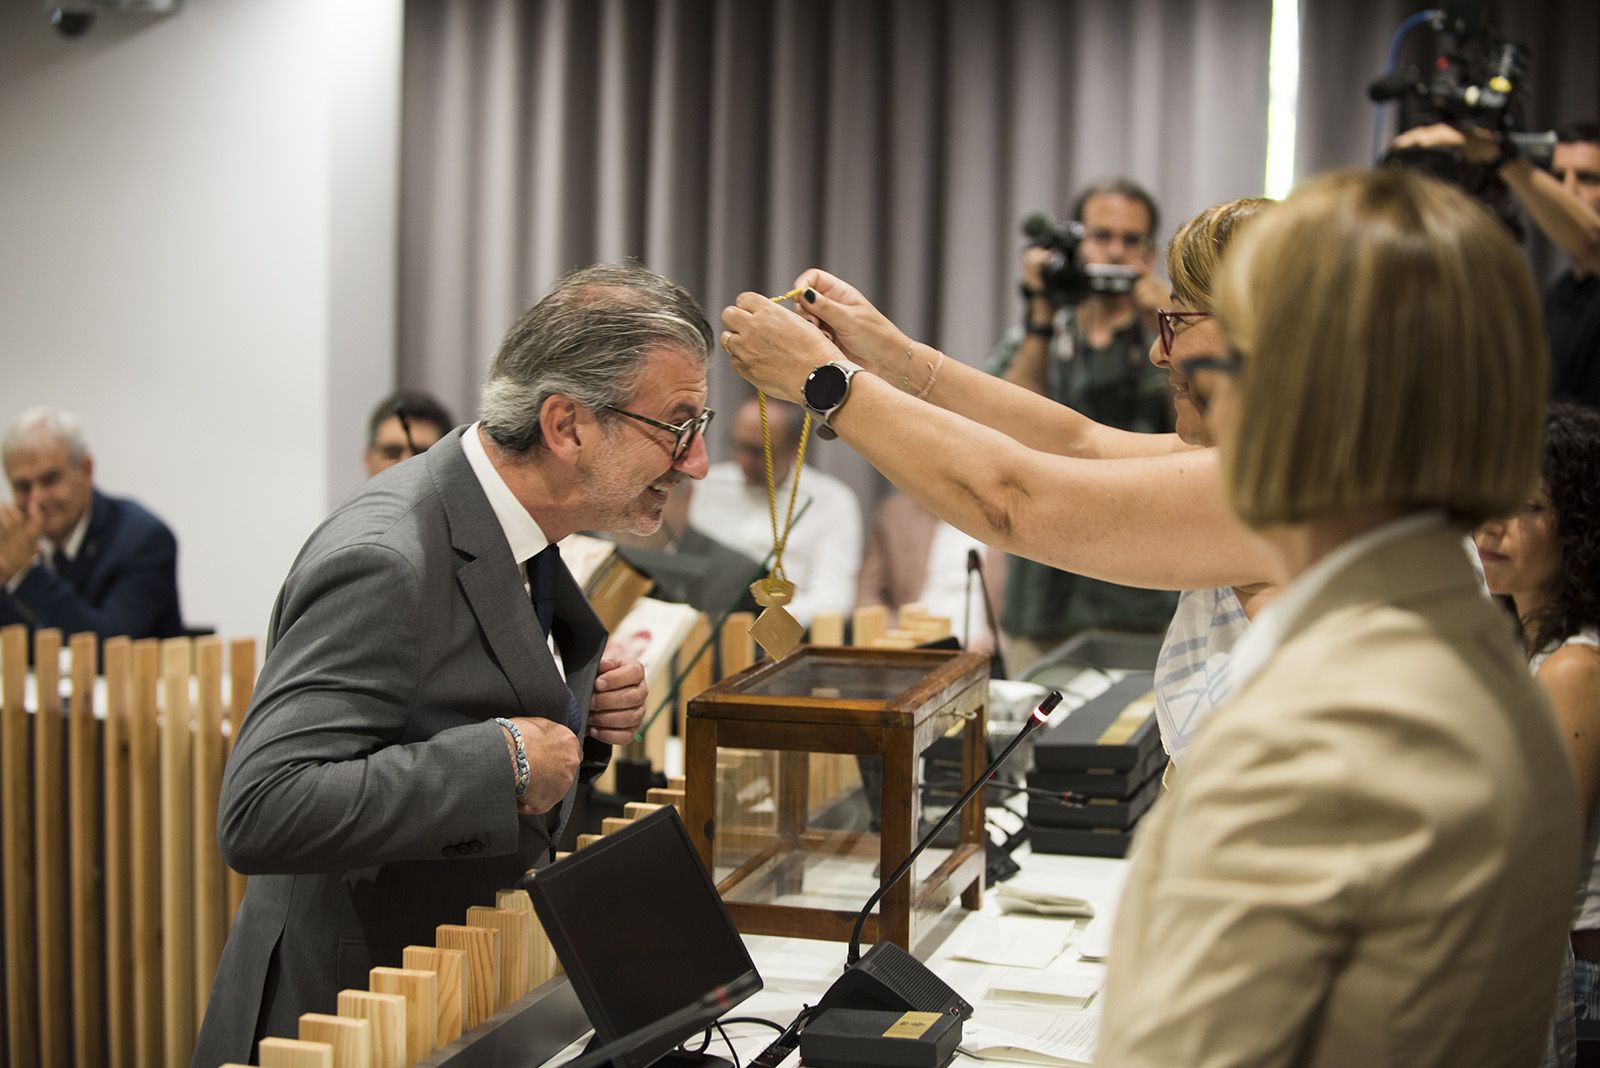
left=461, top=422, right=550, bottom=599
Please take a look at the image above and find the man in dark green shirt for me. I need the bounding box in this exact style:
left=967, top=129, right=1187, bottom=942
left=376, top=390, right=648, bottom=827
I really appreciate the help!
left=989, top=178, right=1177, bottom=671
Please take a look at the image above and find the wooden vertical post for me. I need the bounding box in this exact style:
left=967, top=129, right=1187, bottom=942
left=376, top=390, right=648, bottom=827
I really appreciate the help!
left=225, top=637, right=256, bottom=924
left=103, top=636, right=134, bottom=1068
left=402, top=945, right=464, bottom=1046
left=718, top=613, right=755, bottom=680
left=2, top=624, right=39, bottom=1068
left=259, top=1036, right=335, bottom=1067
left=298, top=1012, right=374, bottom=1068
left=130, top=638, right=164, bottom=1067
left=69, top=631, right=104, bottom=1067
left=492, top=889, right=538, bottom=994
left=851, top=605, right=889, bottom=647
left=336, top=990, right=405, bottom=1068
left=435, top=924, right=498, bottom=1030
left=192, top=637, right=227, bottom=1024
left=160, top=637, right=195, bottom=1067
left=809, top=611, right=845, bottom=646
left=679, top=614, right=714, bottom=702
left=33, top=628, right=70, bottom=1066
left=465, top=905, right=527, bottom=1007
left=368, top=967, right=437, bottom=1062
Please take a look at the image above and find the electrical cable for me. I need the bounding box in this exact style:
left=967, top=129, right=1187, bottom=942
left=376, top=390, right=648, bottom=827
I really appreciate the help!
left=717, top=1017, right=788, bottom=1034
left=715, top=1021, right=742, bottom=1068
left=1371, top=9, right=1443, bottom=162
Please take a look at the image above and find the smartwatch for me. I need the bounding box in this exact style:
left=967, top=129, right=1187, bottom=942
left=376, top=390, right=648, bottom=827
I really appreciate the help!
left=802, top=360, right=863, bottom=440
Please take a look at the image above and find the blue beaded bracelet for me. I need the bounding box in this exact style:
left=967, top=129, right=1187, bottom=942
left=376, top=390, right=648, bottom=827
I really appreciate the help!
left=495, top=717, right=530, bottom=798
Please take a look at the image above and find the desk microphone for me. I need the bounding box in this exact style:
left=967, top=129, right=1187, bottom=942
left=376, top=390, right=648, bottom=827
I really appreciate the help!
left=811, top=690, right=1062, bottom=1032
left=966, top=549, right=1007, bottom=679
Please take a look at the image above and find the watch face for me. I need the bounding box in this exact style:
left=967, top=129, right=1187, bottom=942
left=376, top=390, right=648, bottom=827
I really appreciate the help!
left=804, top=364, right=849, bottom=411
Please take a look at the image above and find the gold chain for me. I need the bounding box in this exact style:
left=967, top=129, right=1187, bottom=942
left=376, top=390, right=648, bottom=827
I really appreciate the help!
left=758, top=392, right=811, bottom=581
left=760, top=287, right=812, bottom=582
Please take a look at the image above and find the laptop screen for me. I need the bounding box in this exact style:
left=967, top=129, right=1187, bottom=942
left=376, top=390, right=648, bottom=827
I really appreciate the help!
left=527, top=806, right=763, bottom=1068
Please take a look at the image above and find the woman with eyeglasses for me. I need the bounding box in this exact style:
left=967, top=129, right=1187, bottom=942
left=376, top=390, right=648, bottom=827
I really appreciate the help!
left=722, top=169, right=1579, bottom=1061
left=720, top=197, right=1272, bottom=781
left=1093, top=167, right=1578, bottom=1065
left=1477, top=402, right=1600, bottom=1027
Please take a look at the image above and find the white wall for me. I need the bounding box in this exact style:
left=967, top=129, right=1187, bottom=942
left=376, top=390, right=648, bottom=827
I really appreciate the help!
left=0, top=0, right=402, bottom=641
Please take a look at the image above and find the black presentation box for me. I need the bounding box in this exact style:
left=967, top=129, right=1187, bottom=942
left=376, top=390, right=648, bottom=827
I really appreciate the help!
left=800, top=1008, right=962, bottom=1068
left=1032, top=672, right=1161, bottom=774
left=1030, top=823, right=1141, bottom=859
left=1027, top=746, right=1168, bottom=800
left=1028, top=764, right=1163, bottom=830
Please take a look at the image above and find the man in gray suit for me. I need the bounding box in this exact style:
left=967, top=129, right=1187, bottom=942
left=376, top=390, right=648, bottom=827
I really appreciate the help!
left=194, top=264, right=716, bottom=1065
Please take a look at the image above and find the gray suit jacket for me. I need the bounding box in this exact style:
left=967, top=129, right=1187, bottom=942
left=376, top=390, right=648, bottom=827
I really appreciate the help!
left=193, top=427, right=608, bottom=1066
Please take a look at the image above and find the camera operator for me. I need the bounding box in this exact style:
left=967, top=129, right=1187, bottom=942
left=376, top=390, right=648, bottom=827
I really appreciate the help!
left=1393, top=120, right=1600, bottom=407
left=988, top=177, right=1176, bottom=669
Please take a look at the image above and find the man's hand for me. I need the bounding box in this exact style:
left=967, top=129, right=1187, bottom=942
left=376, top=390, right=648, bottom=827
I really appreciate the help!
left=0, top=503, right=40, bottom=586
left=1132, top=271, right=1171, bottom=318
left=1020, top=247, right=1052, bottom=293
left=505, top=716, right=582, bottom=815
left=1391, top=122, right=1501, bottom=165
left=586, top=656, right=647, bottom=745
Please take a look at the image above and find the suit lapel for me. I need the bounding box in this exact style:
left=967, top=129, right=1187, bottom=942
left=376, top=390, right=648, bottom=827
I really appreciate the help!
left=66, top=491, right=111, bottom=592
left=428, top=429, right=572, bottom=723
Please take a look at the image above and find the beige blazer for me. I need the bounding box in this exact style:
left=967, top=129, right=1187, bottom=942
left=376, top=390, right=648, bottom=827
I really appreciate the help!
left=1096, top=524, right=1581, bottom=1068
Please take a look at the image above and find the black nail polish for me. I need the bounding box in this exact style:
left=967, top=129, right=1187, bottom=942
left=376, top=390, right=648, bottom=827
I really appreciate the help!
left=804, top=288, right=817, bottom=304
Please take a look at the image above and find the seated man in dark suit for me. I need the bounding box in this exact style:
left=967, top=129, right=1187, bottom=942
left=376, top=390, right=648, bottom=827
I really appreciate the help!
left=0, top=407, right=183, bottom=643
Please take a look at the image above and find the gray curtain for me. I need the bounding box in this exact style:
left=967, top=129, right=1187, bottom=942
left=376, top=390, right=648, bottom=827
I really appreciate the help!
left=398, top=0, right=1273, bottom=509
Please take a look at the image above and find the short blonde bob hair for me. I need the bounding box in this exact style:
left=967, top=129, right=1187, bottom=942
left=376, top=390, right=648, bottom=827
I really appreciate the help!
left=1167, top=196, right=1273, bottom=311
left=1214, top=167, right=1545, bottom=528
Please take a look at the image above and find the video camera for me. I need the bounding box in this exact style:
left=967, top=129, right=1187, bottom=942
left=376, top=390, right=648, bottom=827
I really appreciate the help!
left=1371, top=1, right=1556, bottom=234
left=1019, top=213, right=1141, bottom=307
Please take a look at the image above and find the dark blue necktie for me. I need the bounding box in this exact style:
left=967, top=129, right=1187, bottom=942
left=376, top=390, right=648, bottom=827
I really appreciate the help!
left=528, top=544, right=583, bottom=736
left=52, top=548, right=71, bottom=580
left=529, top=543, right=560, bottom=637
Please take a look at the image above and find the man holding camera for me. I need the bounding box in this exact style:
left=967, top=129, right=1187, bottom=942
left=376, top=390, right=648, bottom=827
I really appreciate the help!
left=987, top=178, right=1177, bottom=670
left=1394, top=120, right=1600, bottom=408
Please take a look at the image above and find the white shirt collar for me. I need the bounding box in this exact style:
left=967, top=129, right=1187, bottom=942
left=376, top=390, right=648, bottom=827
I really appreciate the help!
left=45, top=504, right=92, bottom=563
left=460, top=422, right=550, bottom=567
left=1229, top=511, right=1449, bottom=694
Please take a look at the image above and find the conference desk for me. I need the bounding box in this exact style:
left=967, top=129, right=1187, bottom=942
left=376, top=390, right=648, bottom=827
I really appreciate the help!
left=536, top=845, right=1130, bottom=1068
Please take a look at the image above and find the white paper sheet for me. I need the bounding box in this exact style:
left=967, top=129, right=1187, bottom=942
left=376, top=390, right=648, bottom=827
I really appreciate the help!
left=945, top=914, right=1075, bottom=969
left=959, top=1007, right=1099, bottom=1065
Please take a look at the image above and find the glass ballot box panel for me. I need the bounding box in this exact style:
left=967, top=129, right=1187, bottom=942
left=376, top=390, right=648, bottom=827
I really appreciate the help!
left=685, top=646, right=989, bottom=950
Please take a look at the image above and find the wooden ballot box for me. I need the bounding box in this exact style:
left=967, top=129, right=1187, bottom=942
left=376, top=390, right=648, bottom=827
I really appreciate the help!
left=684, top=646, right=989, bottom=951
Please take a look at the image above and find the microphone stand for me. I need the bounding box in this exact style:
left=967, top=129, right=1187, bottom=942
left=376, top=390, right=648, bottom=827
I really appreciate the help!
left=846, top=690, right=1061, bottom=966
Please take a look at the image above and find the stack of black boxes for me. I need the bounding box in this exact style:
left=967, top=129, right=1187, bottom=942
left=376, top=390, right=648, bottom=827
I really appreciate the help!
left=1028, top=673, right=1167, bottom=858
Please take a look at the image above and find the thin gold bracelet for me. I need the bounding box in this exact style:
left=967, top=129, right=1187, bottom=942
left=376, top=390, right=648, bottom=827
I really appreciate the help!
left=898, top=343, right=917, bottom=393
left=915, top=350, right=946, bottom=400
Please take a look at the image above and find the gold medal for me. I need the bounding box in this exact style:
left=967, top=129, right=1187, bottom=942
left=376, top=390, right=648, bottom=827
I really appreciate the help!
left=749, top=602, right=805, bottom=659
left=748, top=576, right=802, bottom=658
left=749, top=577, right=796, bottom=607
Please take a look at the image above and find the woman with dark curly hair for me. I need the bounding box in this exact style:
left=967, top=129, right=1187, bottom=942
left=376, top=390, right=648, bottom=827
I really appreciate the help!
left=1477, top=401, right=1600, bottom=1020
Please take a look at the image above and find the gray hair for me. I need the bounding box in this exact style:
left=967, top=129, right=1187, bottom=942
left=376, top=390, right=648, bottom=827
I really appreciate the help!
left=3, top=406, right=90, bottom=467
left=480, top=263, right=713, bottom=455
